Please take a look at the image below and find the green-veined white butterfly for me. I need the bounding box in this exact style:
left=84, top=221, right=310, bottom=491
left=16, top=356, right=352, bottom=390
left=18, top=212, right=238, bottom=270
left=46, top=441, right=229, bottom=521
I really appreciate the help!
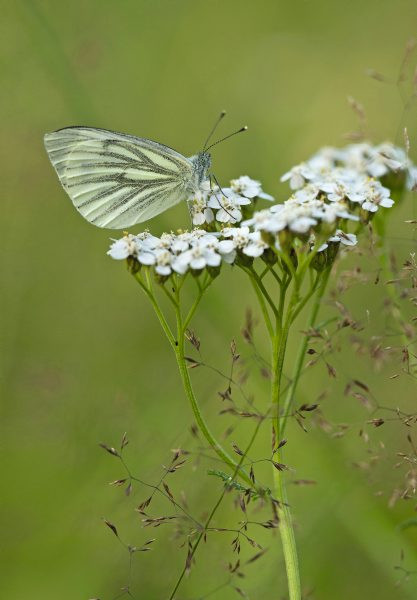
left=44, top=114, right=246, bottom=229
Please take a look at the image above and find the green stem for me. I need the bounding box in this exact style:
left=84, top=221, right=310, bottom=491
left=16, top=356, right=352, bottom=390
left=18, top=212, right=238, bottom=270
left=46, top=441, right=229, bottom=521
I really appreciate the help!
left=248, top=265, right=303, bottom=599
left=182, top=276, right=212, bottom=331
left=135, top=270, right=253, bottom=487
left=134, top=271, right=176, bottom=348
left=168, top=420, right=262, bottom=600
left=269, top=280, right=301, bottom=600
left=268, top=252, right=321, bottom=599
left=280, top=267, right=331, bottom=437
left=290, top=273, right=320, bottom=324
left=274, top=468, right=300, bottom=599
left=245, top=265, right=279, bottom=319
left=174, top=329, right=252, bottom=487
left=248, top=272, right=274, bottom=338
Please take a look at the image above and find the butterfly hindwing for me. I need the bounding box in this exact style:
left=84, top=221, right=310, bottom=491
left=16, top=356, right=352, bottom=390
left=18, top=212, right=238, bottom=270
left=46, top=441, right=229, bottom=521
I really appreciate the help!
left=44, top=127, right=195, bottom=228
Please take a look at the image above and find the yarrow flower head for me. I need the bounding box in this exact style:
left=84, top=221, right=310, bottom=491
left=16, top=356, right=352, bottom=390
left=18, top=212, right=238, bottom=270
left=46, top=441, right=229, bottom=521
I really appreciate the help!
left=187, top=176, right=274, bottom=226
left=108, top=140, right=410, bottom=279
left=207, top=190, right=251, bottom=223
left=221, top=226, right=269, bottom=257
left=108, top=228, right=237, bottom=277
left=315, top=230, right=358, bottom=253
left=281, top=141, right=413, bottom=193
left=280, top=144, right=406, bottom=217
left=228, top=175, right=274, bottom=201
left=243, top=197, right=357, bottom=236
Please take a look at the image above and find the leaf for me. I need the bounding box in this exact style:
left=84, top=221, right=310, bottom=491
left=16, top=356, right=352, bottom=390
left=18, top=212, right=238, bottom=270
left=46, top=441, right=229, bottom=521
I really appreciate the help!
left=326, top=362, right=337, bottom=378
left=185, top=543, right=193, bottom=574
left=120, top=432, right=129, bottom=450
left=166, top=459, right=186, bottom=472
left=272, top=461, right=288, bottom=471
left=184, top=356, right=201, bottom=369
left=295, top=416, right=308, bottom=432
left=185, top=329, right=200, bottom=351
left=103, top=519, right=119, bottom=538
left=230, top=339, right=237, bottom=356
left=163, top=482, right=174, bottom=502
left=99, top=443, right=120, bottom=457
left=136, top=496, right=152, bottom=512
left=368, top=418, right=385, bottom=427
left=232, top=443, right=244, bottom=456
left=246, top=548, right=268, bottom=564
left=353, top=380, right=370, bottom=393
left=292, top=479, right=317, bottom=486
left=299, top=404, right=318, bottom=412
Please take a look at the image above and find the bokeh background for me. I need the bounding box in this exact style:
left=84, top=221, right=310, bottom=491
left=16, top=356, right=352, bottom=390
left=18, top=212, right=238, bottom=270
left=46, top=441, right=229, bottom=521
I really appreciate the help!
left=2, top=1, right=417, bottom=599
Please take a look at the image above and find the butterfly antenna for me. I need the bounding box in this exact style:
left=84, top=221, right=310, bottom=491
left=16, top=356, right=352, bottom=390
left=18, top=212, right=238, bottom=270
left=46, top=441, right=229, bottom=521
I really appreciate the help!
left=205, top=126, right=248, bottom=152
left=209, top=174, right=235, bottom=221
left=203, top=110, right=227, bottom=151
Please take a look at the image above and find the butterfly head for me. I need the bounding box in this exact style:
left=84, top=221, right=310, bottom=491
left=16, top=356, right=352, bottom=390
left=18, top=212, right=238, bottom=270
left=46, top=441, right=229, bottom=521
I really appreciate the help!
left=193, top=151, right=212, bottom=185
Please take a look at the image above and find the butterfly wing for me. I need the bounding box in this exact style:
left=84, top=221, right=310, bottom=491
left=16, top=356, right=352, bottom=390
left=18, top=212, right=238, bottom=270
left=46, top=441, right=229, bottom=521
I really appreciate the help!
left=44, top=127, right=195, bottom=228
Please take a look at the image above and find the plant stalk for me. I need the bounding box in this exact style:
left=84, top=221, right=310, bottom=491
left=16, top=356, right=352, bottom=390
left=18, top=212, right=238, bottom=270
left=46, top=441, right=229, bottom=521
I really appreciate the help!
left=280, top=267, right=331, bottom=437
left=271, top=291, right=301, bottom=600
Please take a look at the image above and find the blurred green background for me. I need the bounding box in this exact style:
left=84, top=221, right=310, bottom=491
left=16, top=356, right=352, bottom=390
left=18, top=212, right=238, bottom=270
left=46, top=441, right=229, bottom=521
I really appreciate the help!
left=2, top=1, right=417, bottom=598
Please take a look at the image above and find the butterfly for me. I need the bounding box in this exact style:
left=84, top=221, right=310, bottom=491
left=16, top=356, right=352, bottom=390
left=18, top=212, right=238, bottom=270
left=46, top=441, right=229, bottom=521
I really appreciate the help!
left=44, top=114, right=246, bottom=229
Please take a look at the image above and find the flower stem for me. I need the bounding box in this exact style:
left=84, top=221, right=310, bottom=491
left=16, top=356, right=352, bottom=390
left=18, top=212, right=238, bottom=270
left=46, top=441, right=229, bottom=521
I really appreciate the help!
left=280, top=267, right=331, bottom=437
left=271, top=287, right=301, bottom=600
left=274, top=468, right=301, bottom=599
left=135, top=270, right=253, bottom=486
left=269, top=251, right=320, bottom=599
left=134, top=271, right=176, bottom=348
left=248, top=272, right=274, bottom=338
left=168, top=419, right=262, bottom=600
left=173, top=328, right=253, bottom=487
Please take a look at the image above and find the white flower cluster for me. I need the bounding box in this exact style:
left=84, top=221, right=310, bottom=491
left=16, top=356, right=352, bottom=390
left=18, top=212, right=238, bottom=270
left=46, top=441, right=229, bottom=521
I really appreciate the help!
left=281, top=141, right=414, bottom=211
left=108, top=226, right=273, bottom=276
left=189, top=175, right=274, bottom=226
left=243, top=197, right=358, bottom=236
left=314, top=230, right=358, bottom=253
left=109, top=230, right=233, bottom=276
left=108, top=141, right=411, bottom=277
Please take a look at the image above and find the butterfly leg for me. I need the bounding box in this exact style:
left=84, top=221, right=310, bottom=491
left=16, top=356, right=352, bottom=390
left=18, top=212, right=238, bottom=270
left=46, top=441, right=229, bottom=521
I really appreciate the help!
left=186, top=197, right=194, bottom=227
left=210, top=173, right=235, bottom=221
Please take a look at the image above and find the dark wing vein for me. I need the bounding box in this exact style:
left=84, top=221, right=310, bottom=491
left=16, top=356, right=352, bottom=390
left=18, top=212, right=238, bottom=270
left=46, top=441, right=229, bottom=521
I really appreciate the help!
left=44, top=127, right=195, bottom=228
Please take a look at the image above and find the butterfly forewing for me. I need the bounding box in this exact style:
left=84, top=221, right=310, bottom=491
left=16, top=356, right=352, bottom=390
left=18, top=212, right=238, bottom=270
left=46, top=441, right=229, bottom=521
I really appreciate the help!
left=44, top=127, right=195, bottom=228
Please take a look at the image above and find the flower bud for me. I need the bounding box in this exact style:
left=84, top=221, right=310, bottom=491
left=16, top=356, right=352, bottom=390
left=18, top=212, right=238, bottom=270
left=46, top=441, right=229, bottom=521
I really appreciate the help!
left=380, top=170, right=406, bottom=197
left=281, top=247, right=298, bottom=274
left=326, top=240, right=340, bottom=263
left=235, top=251, right=254, bottom=268
left=154, top=272, right=170, bottom=285
left=277, top=229, right=294, bottom=253
left=207, top=265, right=221, bottom=279
left=126, top=256, right=141, bottom=275
left=261, top=247, right=278, bottom=266
left=311, top=250, right=327, bottom=272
